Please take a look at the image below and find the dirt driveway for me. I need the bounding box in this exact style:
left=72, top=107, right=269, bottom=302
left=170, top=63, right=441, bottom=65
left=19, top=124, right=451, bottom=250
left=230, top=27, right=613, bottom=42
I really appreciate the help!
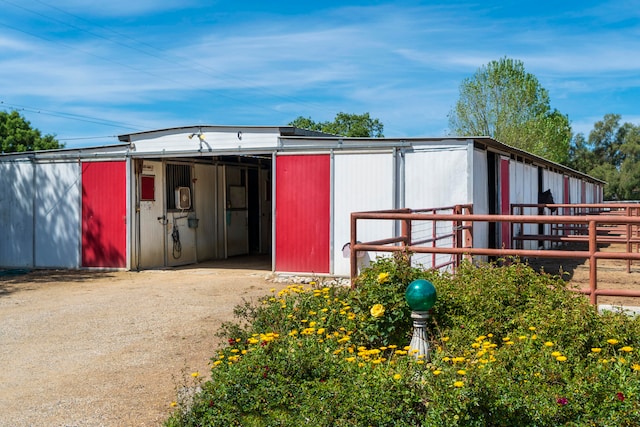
left=0, top=256, right=280, bottom=427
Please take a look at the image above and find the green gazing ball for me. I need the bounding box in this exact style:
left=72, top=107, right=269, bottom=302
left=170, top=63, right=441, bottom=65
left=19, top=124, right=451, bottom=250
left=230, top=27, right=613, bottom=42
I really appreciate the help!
left=405, top=279, right=437, bottom=311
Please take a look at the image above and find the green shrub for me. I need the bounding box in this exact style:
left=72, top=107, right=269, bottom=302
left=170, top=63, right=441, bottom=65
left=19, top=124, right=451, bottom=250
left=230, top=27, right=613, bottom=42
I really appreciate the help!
left=167, top=257, right=640, bottom=427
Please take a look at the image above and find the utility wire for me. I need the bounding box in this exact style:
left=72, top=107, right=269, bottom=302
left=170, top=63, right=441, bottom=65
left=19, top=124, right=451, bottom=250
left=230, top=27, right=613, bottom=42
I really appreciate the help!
left=0, top=101, right=144, bottom=131
left=1, top=0, right=328, bottom=115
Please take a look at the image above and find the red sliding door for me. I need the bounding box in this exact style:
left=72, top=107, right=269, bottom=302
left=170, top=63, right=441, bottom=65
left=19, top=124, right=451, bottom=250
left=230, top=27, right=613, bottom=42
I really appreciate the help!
left=275, top=155, right=330, bottom=273
left=82, top=161, right=127, bottom=268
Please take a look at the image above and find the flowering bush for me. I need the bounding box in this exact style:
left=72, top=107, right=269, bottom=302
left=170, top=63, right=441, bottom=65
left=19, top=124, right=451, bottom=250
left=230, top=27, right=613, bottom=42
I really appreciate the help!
left=167, top=257, right=640, bottom=426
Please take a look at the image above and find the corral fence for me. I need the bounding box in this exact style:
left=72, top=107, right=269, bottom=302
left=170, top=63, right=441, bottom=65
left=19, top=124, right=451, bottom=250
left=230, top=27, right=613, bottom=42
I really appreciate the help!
left=350, top=203, right=640, bottom=306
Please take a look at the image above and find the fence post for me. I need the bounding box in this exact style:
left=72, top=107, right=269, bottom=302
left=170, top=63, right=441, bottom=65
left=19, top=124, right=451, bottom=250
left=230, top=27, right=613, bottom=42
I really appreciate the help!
left=589, top=220, right=598, bottom=306
left=401, top=215, right=412, bottom=248
left=350, top=213, right=358, bottom=288
left=454, top=205, right=463, bottom=268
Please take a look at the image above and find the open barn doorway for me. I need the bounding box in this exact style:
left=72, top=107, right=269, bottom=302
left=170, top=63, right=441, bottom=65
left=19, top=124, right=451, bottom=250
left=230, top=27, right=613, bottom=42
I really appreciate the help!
left=133, top=155, right=273, bottom=270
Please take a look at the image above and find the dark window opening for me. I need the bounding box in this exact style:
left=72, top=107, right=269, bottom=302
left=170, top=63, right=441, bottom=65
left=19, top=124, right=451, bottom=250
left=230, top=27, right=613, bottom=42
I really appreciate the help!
left=166, top=164, right=192, bottom=211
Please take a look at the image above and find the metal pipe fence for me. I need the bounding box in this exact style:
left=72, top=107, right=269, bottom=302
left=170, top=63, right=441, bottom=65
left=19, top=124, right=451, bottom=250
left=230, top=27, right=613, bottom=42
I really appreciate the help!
left=350, top=206, right=640, bottom=306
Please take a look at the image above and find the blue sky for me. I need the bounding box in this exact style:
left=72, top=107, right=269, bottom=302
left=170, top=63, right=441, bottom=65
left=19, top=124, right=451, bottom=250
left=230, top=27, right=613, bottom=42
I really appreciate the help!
left=1, top=1, right=639, bottom=148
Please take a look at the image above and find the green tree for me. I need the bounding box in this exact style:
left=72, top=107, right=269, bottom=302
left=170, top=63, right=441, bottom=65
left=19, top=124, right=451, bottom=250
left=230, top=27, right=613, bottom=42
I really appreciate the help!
left=567, top=133, right=595, bottom=173
left=0, top=110, right=63, bottom=153
left=572, top=114, right=640, bottom=200
left=290, top=112, right=384, bottom=137
left=448, top=57, right=571, bottom=164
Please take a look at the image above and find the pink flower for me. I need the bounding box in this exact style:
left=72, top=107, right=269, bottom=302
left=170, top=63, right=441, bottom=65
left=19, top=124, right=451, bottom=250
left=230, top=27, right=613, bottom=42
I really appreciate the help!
left=617, top=392, right=625, bottom=402
left=556, top=397, right=568, bottom=406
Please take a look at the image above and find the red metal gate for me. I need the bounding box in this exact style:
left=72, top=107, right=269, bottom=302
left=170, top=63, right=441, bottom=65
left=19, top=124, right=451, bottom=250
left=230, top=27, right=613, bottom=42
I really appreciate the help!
left=81, top=161, right=127, bottom=268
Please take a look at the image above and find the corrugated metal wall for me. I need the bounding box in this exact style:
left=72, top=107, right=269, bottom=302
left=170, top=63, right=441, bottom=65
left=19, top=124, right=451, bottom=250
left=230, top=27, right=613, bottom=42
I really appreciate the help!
left=500, top=157, right=510, bottom=248
left=0, top=161, right=35, bottom=268
left=81, top=161, right=126, bottom=268
left=275, top=154, right=330, bottom=273
left=35, top=162, right=81, bottom=268
left=405, top=145, right=470, bottom=268
left=333, top=152, right=395, bottom=276
left=510, top=159, right=539, bottom=250
left=472, top=149, right=489, bottom=250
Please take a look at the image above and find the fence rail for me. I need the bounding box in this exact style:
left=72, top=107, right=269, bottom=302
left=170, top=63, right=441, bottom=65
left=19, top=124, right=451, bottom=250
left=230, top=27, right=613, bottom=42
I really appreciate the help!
left=350, top=205, right=640, bottom=306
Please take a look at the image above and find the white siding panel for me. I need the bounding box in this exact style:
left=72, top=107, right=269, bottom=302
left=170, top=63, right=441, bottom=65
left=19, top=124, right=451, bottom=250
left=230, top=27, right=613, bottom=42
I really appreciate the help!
left=0, top=162, right=34, bottom=268
left=405, top=147, right=470, bottom=269
left=35, top=162, right=81, bottom=268
left=131, top=128, right=281, bottom=154
left=570, top=177, right=580, bottom=205
left=333, top=152, right=394, bottom=277
left=405, top=147, right=469, bottom=208
left=542, top=169, right=564, bottom=248
left=472, top=149, right=489, bottom=251
left=523, top=164, right=538, bottom=250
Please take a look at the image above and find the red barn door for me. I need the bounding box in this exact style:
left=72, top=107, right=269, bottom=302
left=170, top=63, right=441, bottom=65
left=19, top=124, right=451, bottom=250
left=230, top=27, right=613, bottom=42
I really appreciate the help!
left=275, top=155, right=330, bottom=273
left=82, top=161, right=127, bottom=268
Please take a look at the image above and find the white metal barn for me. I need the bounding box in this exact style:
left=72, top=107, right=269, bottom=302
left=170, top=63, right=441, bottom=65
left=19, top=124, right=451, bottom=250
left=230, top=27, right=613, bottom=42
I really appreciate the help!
left=0, top=126, right=603, bottom=276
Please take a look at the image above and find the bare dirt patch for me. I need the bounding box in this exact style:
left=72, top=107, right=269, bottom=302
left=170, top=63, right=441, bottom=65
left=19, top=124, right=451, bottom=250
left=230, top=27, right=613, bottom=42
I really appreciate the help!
left=0, top=256, right=281, bottom=427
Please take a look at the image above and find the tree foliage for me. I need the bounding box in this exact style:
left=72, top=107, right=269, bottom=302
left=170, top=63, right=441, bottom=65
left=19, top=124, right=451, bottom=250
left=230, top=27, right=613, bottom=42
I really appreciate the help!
left=0, top=110, right=63, bottom=153
left=289, top=112, right=384, bottom=137
left=569, top=114, right=640, bottom=200
left=448, top=57, right=571, bottom=164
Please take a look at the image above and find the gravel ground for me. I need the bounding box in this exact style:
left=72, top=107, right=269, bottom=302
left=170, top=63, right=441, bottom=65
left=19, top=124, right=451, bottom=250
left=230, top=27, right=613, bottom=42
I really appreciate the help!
left=0, top=257, right=279, bottom=427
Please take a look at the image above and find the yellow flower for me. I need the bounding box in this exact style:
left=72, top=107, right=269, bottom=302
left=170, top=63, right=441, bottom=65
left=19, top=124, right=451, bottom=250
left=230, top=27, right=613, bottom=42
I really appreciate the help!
left=529, top=326, right=536, bottom=331
left=632, top=364, right=640, bottom=371
left=191, top=372, right=199, bottom=378
left=471, top=343, right=481, bottom=349
left=556, top=356, right=567, bottom=362
left=621, top=346, right=633, bottom=353
left=453, top=381, right=464, bottom=388
left=544, top=341, right=554, bottom=347
left=607, top=339, right=619, bottom=345
left=433, top=370, right=442, bottom=376
left=457, top=369, right=466, bottom=375
left=370, top=304, right=386, bottom=318
left=552, top=351, right=562, bottom=357
left=442, top=337, right=450, bottom=342
left=591, top=348, right=602, bottom=353
left=393, top=373, right=402, bottom=380
left=377, top=272, right=390, bottom=283
left=170, top=401, right=178, bottom=407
